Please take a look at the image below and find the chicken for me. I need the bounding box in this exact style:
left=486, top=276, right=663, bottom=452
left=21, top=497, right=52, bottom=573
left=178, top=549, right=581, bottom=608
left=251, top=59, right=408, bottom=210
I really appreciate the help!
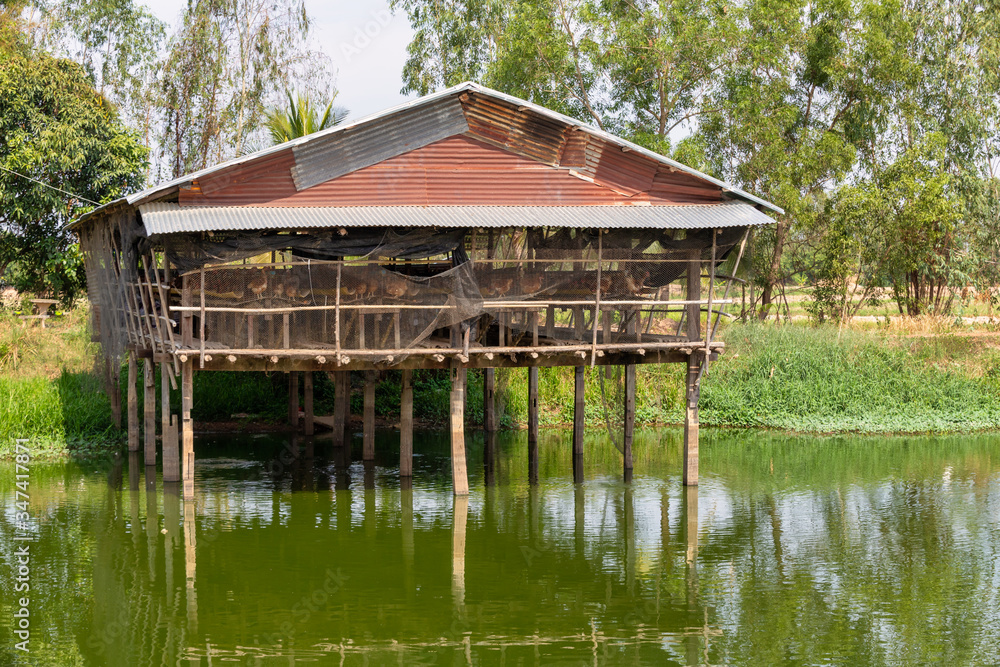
left=482, top=274, right=513, bottom=298
left=282, top=273, right=301, bottom=300
left=624, top=269, right=650, bottom=296
left=520, top=270, right=544, bottom=295
left=247, top=269, right=268, bottom=297
left=383, top=271, right=409, bottom=299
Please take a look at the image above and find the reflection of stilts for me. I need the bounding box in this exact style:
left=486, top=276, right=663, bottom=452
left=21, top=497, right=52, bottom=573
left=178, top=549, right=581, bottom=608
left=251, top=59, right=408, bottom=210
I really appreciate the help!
left=145, top=470, right=157, bottom=580
left=163, top=484, right=181, bottom=604
left=452, top=495, right=468, bottom=609
left=683, top=485, right=700, bottom=665
left=401, top=483, right=414, bottom=602
left=624, top=486, right=635, bottom=596
left=184, top=498, right=198, bottom=635
left=129, top=451, right=141, bottom=491
left=484, top=431, right=497, bottom=487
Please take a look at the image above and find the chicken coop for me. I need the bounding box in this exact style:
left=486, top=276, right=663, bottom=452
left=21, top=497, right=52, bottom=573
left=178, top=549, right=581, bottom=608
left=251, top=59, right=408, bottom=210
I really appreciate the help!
left=71, top=82, right=780, bottom=497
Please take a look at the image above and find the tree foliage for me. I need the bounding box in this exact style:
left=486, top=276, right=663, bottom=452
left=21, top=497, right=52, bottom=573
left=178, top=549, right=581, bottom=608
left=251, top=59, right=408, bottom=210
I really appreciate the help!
left=157, top=0, right=333, bottom=178
left=264, top=92, right=349, bottom=145
left=392, top=0, right=1000, bottom=321
left=0, top=26, right=147, bottom=299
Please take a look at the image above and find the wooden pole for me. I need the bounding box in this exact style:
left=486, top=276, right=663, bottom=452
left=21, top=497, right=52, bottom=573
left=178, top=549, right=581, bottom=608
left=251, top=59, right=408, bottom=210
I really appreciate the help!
left=450, top=367, right=469, bottom=496
left=624, top=363, right=635, bottom=483
left=528, top=309, right=539, bottom=484
left=572, top=365, right=585, bottom=483
left=288, top=371, right=299, bottom=428
left=303, top=371, right=314, bottom=436
left=400, top=369, right=413, bottom=477
left=181, top=359, right=194, bottom=499
left=528, top=366, right=539, bottom=485
left=363, top=370, right=376, bottom=461
left=143, top=359, right=156, bottom=466
left=684, top=248, right=702, bottom=486
left=161, top=361, right=179, bottom=482
left=127, top=352, right=139, bottom=452
left=483, top=368, right=496, bottom=432
left=332, top=371, right=348, bottom=448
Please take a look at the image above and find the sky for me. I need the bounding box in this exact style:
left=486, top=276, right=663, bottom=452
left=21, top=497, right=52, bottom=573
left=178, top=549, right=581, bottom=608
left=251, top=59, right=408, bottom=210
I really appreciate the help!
left=144, top=0, right=417, bottom=121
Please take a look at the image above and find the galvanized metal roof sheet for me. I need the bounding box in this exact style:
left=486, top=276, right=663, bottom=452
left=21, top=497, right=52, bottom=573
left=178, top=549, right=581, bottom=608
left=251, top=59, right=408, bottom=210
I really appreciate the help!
left=72, top=81, right=784, bottom=230
left=138, top=202, right=774, bottom=235
left=291, top=96, right=469, bottom=190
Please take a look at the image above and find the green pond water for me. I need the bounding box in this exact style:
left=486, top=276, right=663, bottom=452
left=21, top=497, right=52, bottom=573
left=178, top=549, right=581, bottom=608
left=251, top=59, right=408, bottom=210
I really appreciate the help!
left=3, top=427, right=1000, bottom=666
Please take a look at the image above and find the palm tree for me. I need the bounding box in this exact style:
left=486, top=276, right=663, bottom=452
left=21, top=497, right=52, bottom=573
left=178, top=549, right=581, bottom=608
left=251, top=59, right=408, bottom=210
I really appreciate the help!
left=264, top=91, right=349, bottom=144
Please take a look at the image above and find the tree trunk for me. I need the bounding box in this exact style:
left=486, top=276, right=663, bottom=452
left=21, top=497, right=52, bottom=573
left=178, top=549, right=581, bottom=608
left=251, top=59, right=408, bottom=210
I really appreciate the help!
left=759, top=219, right=787, bottom=320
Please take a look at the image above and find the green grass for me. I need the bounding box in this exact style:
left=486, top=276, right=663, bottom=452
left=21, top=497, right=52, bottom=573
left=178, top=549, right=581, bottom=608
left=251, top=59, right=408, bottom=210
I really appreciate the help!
left=494, top=322, right=1000, bottom=434
left=4, top=305, right=1000, bottom=460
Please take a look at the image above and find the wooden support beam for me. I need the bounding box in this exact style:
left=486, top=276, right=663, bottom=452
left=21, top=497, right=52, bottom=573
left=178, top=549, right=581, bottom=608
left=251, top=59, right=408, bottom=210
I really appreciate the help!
left=528, top=366, right=539, bottom=485
left=127, top=352, right=139, bottom=452
left=400, top=370, right=413, bottom=477
left=572, top=365, right=585, bottom=483
left=303, top=371, right=314, bottom=436
left=683, top=355, right=700, bottom=486
left=332, top=371, right=348, bottom=448
left=684, top=249, right=702, bottom=486
left=288, top=371, right=299, bottom=428
left=450, top=367, right=469, bottom=496
left=181, top=359, right=194, bottom=499
left=161, top=360, right=179, bottom=483
left=363, top=370, right=376, bottom=461
left=143, top=359, right=156, bottom=466
left=483, top=368, right=496, bottom=432
left=624, top=364, right=635, bottom=483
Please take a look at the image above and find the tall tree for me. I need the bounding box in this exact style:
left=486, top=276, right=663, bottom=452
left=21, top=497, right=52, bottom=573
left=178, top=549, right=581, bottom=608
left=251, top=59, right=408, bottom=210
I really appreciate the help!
left=0, top=15, right=147, bottom=299
left=157, top=0, right=333, bottom=178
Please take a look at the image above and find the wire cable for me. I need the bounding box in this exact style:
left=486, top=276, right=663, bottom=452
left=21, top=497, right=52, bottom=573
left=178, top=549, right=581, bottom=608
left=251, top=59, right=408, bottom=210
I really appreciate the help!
left=0, top=165, right=100, bottom=206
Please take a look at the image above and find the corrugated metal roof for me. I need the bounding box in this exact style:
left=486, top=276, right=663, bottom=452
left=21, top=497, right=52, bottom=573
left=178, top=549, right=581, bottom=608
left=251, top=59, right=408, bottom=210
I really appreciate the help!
left=138, top=202, right=774, bottom=235
left=71, top=81, right=783, bottom=230
left=291, top=96, right=469, bottom=190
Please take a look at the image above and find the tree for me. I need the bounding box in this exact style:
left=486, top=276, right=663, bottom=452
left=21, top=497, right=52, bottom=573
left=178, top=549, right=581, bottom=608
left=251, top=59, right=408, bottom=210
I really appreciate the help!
left=156, top=0, right=334, bottom=178
left=33, top=0, right=165, bottom=145
left=0, top=24, right=147, bottom=299
left=263, top=91, right=348, bottom=145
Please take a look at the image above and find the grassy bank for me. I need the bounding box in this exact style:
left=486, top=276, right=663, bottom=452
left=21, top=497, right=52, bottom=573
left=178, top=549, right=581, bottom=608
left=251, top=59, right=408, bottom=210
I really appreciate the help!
left=3, top=306, right=1000, bottom=459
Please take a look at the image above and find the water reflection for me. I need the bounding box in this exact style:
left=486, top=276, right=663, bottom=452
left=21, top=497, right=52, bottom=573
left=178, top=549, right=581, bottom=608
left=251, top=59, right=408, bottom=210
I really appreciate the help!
left=3, top=431, right=1000, bottom=665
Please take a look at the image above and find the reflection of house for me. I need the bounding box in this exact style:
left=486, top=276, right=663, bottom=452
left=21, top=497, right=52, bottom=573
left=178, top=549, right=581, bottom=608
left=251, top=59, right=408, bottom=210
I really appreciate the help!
left=70, top=82, right=779, bottom=496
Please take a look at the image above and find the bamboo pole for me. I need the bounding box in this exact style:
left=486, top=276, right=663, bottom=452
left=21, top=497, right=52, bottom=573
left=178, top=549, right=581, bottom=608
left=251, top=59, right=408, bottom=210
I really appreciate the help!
left=143, top=358, right=156, bottom=466
left=363, top=371, right=376, bottom=461
left=400, top=370, right=413, bottom=477
left=181, top=359, right=194, bottom=499
left=126, top=352, right=138, bottom=452
left=450, top=367, right=469, bottom=496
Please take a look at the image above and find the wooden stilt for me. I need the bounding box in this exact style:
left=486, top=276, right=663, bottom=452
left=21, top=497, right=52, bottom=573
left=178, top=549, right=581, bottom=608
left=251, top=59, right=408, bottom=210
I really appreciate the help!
left=483, top=368, right=496, bottom=432
left=624, top=363, right=635, bottom=483
left=572, top=365, right=585, bottom=483
left=143, top=359, right=156, bottom=466
left=683, top=355, right=700, bottom=486
left=181, top=359, right=194, bottom=499
left=303, top=371, right=314, bottom=436
left=332, top=371, right=348, bottom=448
left=400, top=369, right=413, bottom=477
left=528, top=366, right=539, bottom=484
left=363, top=370, right=376, bottom=461
left=288, top=371, right=299, bottom=428
left=453, top=495, right=468, bottom=607
left=127, top=352, right=139, bottom=451
left=161, top=361, right=179, bottom=482
left=107, top=356, right=122, bottom=429
left=128, top=451, right=140, bottom=491
left=450, top=367, right=469, bottom=496
left=684, top=249, right=702, bottom=486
